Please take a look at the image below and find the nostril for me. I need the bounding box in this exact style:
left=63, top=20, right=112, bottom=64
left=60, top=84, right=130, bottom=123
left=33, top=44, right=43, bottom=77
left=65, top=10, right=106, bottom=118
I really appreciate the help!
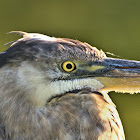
left=115, top=66, right=138, bottom=69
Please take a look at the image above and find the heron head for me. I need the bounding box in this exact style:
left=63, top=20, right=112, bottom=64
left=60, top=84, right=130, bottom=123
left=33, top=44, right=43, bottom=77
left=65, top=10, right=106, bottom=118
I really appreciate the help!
left=0, top=31, right=140, bottom=106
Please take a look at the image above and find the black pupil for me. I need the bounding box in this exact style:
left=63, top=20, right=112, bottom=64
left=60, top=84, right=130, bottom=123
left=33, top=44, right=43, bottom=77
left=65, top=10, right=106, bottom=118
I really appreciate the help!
left=66, top=63, right=73, bottom=69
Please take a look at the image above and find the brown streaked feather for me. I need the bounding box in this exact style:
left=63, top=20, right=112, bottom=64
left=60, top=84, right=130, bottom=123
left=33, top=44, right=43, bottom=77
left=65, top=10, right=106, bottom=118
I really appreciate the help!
left=0, top=90, right=124, bottom=140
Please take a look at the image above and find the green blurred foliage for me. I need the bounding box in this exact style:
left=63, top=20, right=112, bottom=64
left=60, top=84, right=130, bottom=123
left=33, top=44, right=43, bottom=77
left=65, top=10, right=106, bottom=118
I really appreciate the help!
left=0, top=0, right=140, bottom=139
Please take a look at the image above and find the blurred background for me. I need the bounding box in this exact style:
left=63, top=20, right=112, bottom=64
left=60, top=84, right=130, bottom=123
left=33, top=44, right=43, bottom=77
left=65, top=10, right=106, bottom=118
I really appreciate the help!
left=0, top=0, right=140, bottom=139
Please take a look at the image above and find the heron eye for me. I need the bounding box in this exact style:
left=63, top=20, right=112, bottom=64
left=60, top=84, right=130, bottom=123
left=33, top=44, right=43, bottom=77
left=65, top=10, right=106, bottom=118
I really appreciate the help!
left=62, top=61, right=76, bottom=72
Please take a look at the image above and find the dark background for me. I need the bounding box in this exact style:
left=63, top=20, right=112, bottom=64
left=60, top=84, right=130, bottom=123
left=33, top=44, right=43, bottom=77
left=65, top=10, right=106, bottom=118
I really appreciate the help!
left=0, top=0, right=140, bottom=139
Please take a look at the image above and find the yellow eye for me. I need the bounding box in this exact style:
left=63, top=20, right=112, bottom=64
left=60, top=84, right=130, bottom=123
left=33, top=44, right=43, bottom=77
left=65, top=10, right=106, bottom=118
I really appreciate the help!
left=62, top=61, right=76, bottom=72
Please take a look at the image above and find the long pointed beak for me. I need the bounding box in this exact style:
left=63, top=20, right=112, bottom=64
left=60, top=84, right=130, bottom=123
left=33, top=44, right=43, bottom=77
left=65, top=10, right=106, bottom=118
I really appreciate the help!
left=94, top=58, right=140, bottom=93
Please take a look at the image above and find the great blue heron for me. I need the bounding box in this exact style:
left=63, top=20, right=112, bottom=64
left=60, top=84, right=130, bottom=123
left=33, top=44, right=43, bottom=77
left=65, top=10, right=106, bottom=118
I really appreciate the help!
left=0, top=31, right=139, bottom=140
